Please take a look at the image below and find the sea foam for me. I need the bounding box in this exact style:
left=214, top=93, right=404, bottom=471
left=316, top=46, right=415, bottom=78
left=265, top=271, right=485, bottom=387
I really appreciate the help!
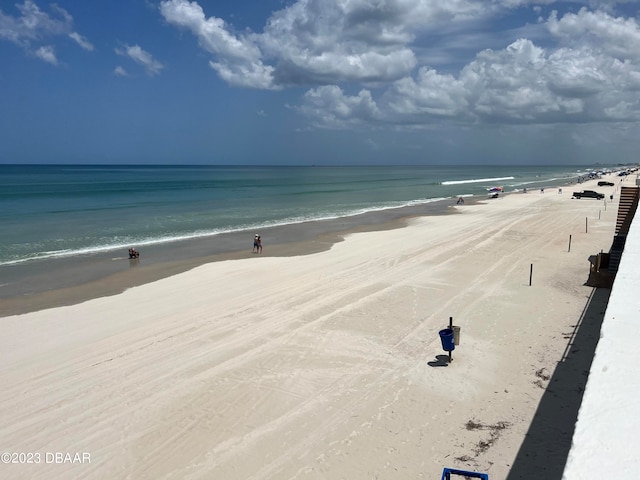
left=441, top=176, right=515, bottom=185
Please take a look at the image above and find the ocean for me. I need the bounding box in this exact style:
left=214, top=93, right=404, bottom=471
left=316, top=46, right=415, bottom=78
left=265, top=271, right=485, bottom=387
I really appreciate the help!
left=1, top=164, right=595, bottom=267
left=0, top=163, right=605, bottom=305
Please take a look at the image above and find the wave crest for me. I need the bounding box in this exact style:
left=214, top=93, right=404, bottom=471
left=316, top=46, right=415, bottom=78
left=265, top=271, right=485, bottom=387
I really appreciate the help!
left=441, top=176, right=514, bottom=186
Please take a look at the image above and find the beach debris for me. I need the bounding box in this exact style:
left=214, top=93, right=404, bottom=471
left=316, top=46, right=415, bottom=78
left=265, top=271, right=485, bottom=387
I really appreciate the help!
left=462, top=419, right=512, bottom=457
left=533, top=367, right=551, bottom=389
left=465, top=420, right=484, bottom=431
left=535, top=367, right=550, bottom=381
left=453, top=454, right=475, bottom=464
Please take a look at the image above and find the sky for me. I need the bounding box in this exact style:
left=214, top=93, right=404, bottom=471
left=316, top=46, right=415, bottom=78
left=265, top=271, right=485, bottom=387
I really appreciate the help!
left=1, top=0, right=640, bottom=165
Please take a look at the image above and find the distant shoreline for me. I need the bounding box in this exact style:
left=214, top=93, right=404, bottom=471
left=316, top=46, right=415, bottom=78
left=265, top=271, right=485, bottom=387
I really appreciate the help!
left=0, top=196, right=468, bottom=317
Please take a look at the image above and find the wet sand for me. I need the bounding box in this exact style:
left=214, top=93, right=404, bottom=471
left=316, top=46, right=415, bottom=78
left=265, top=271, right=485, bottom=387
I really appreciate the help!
left=0, top=199, right=459, bottom=317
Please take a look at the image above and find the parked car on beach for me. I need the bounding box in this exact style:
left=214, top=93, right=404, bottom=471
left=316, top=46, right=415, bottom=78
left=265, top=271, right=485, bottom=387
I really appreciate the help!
left=572, top=190, right=605, bottom=199
left=597, top=181, right=615, bottom=186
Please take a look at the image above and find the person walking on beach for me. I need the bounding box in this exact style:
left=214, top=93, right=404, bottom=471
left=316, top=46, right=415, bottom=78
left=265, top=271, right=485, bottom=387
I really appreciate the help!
left=253, top=234, right=259, bottom=253
left=256, top=235, right=262, bottom=254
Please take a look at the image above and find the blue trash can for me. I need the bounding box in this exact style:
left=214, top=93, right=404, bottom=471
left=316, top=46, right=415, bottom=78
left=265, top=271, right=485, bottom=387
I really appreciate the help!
left=442, top=467, right=488, bottom=479
left=439, top=328, right=455, bottom=351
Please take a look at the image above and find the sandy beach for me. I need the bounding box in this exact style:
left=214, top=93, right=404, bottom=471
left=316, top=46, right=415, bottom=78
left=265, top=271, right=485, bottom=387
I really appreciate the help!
left=0, top=179, right=619, bottom=479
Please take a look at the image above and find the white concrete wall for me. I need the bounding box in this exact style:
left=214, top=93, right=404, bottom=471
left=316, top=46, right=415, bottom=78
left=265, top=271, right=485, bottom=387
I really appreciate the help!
left=562, top=190, right=640, bottom=479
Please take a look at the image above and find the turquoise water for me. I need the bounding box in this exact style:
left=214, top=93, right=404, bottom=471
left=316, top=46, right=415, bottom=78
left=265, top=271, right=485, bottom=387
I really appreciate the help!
left=0, top=164, right=592, bottom=266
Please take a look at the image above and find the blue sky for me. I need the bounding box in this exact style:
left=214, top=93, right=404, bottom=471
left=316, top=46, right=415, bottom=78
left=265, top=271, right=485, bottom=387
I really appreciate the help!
left=1, top=0, right=640, bottom=165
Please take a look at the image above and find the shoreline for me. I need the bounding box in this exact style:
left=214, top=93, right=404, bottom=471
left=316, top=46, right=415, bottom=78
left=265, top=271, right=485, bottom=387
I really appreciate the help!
left=1, top=166, right=598, bottom=314
left=1, top=197, right=470, bottom=317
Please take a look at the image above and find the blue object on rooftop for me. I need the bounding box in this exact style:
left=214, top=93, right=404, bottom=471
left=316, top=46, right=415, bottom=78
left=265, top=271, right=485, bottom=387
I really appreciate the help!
left=439, top=328, right=455, bottom=352
left=441, top=467, right=488, bottom=479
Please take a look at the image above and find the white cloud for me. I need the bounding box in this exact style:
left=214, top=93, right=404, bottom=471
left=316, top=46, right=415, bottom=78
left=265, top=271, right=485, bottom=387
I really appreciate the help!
left=208, top=59, right=276, bottom=89
left=114, top=66, right=128, bottom=76
left=298, top=85, right=382, bottom=128
left=159, top=1, right=640, bottom=128
left=547, top=8, right=640, bottom=61
left=34, top=44, right=57, bottom=65
left=68, top=32, right=93, bottom=51
left=160, top=0, right=275, bottom=89
left=115, top=44, right=164, bottom=76
left=0, top=0, right=93, bottom=63
left=0, top=0, right=69, bottom=43
left=383, top=68, right=469, bottom=120
left=159, top=0, right=494, bottom=88
left=259, top=0, right=422, bottom=84
left=299, top=7, right=640, bottom=128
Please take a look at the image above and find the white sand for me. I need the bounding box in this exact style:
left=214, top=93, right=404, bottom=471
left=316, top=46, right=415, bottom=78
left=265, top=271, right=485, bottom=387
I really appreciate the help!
left=0, top=180, right=618, bottom=479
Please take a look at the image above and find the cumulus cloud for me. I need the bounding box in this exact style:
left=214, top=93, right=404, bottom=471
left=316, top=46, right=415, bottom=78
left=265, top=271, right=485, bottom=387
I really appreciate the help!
left=0, top=0, right=92, bottom=63
left=259, top=0, right=421, bottom=85
left=115, top=44, right=164, bottom=76
left=547, top=7, right=640, bottom=60
left=159, top=0, right=275, bottom=89
left=298, top=40, right=640, bottom=129
left=383, top=68, right=470, bottom=121
left=298, top=6, right=640, bottom=128
left=158, top=1, right=640, bottom=128
left=159, top=0, right=494, bottom=88
left=298, top=85, right=382, bottom=128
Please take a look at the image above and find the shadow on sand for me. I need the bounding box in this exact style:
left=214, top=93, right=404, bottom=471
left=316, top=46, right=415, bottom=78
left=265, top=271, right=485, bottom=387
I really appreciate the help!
left=506, top=286, right=611, bottom=480
left=428, top=354, right=452, bottom=367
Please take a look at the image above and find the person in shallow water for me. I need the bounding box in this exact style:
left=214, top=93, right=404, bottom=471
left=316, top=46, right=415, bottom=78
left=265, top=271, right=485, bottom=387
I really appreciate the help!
left=128, top=248, right=140, bottom=259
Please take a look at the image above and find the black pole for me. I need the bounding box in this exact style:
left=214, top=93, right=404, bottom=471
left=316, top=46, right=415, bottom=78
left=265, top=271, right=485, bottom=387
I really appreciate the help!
left=448, top=316, right=453, bottom=363
left=585, top=217, right=588, bottom=233
left=568, top=234, right=572, bottom=252
left=529, top=264, right=533, bottom=286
